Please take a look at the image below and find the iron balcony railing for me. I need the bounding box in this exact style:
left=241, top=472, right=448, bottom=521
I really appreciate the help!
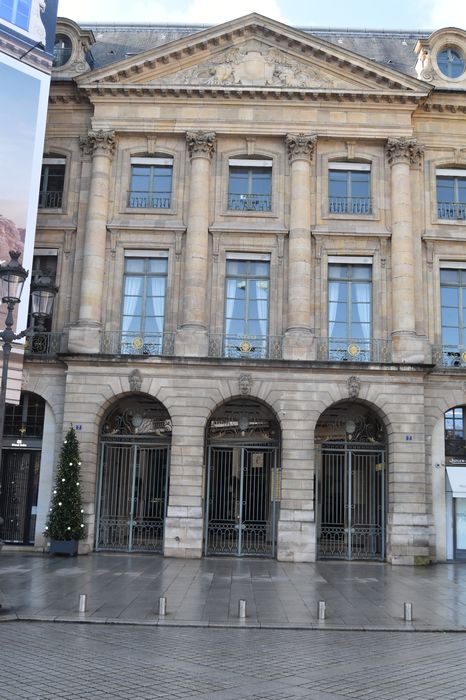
left=437, top=201, right=466, bottom=220
left=316, top=337, right=391, bottom=363
left=209, top=333, right=283, bottom=360
left=328, top=196, right=372, bottom=215
left=24, top=331, right=63, bottom=356
left=38, top=190, right=63, bottom=209
left=433, top=345, right=466, bottom=367
left=101, top=331, right=175, bottom=356
left=127, top=191, right=171, bottom=209
left=228, top=193, right=272, bottom=212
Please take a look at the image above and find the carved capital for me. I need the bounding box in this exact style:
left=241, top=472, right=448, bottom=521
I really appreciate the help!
left=386, top=138, right=424, bottom=167
left=79, top=130, right=116, bottom=158
left=285, top=133, right=317, bottom=163
left=186, top=131, right=216, bottom=160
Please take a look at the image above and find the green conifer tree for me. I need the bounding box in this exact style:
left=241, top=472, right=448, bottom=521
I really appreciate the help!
left=45, top=427, right=85, bottom=541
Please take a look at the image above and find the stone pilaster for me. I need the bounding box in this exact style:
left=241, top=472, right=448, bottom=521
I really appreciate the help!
left=69, top=130, right=116, bottom=353
left=386, top=137, right=426, bottom=363
left=283, top=133, right=317, bottom=360
left=175, top=131, right=216, bottom=357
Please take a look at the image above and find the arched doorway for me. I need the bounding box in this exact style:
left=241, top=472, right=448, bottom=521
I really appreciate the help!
left=96, top=395, right=171, bottom=553
left=315, top=401, right=387, bottom=561
left=0, top=392, right=45, bottom=545
left=204, top=398, right=281, bottom=557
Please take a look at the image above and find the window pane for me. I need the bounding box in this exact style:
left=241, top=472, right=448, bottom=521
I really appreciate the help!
left=329, top=280, right=348, bottom=302
left=442, top=327, right=460, bottom=345
left=437, top=177, right=455, bottom=201
left=350, top=171, right=370, bottom=198
left=441, top=269, right=460, bottom=285
left=330, top=322, right=348, bottom=338
left=329, top=301, right=347, bottom=323
left=329, top=171, right=348, bottom=198
left=441, top=286, right=459, bottom=306
left=226, top=261, right=248, bottom=276
left=442, top=307, right=460, bottom=326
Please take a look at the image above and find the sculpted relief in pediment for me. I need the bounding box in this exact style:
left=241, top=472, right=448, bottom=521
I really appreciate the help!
left=151, top=42, right=352, bottom=89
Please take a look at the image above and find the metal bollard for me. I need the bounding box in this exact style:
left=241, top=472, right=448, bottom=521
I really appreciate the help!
left=317, top=600, right=327, bottom=621
left=238, top=599, right=247, bottom=619
left=78, top=594, right=87, bottom=613
left=158, top=596, right=167, bottom=616
left=403, top=602, right=413, bottom=622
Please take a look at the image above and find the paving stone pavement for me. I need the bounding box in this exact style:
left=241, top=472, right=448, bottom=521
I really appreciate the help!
left=3, top=551, right=466, bottom=630
left=1, top=621, right=466, bottom=699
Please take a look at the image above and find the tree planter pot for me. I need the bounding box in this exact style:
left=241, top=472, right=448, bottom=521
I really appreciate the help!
left=50, top=539, right=79, bottom=556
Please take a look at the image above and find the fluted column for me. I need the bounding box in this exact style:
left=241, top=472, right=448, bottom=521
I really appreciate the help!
left=175, top=131, right=216, bottom=357
left=386, top=138, right=425, bottom=363
left=69, top=130, right=116, bottom=354
left=283, top=133, right=316, bottom=360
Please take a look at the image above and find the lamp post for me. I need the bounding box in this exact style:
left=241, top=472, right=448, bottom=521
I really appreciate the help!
left=0, top=251, right=29, bottom=551
left=30, top=273, right=59, bottom=334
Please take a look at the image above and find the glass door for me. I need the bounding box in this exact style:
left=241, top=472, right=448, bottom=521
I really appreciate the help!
left=454, top=498, right=466, bottom=559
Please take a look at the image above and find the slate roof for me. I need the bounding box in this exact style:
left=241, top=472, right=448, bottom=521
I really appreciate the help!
left=81, top=23, right=428, bottom=79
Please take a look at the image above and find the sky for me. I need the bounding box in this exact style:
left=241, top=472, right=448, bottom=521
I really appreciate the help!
left=57, top=0, right=466, bottom=30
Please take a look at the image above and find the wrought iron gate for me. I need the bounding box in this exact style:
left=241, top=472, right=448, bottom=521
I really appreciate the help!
left=317, top=444, right=386, bottom=560
left=96, top=441, right=169, bottom=552
left=0, top=450, right=41, bottom=544
left=204, top=445, right=280, bottom=557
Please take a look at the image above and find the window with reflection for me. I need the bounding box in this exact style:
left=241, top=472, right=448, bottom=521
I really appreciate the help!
left=224, top=258, right=270, bottom=358
left=121, top=256, right=168, bottom=355
left=328, top=263, right=372, bottom=361
left=228, top=158, right=272, bottom=212
left=328, top=162, right=371, bottom=215
left=445, top=407, right=466, bottom=458
left=128, top=157, right=173, bottom=209
left=440, top=268, right=466, bottom=365
left=39, top=157, right=66, bottom=209
left=437, top=170, right=466, bottom=220
left=0, top=0, right=31, bottom=30
left=437, top=48, right=465, bottom=78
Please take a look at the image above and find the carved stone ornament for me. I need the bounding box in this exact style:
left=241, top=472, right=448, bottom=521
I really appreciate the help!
left=186, top=131, right=216, bottom=159
left=129, top=369, right=143, bottom=393
left=157, top=42, right=341, bottom=89
left=79, top=130, right=117, bottom=158
left=285, top=133, right=317, bottom=163
left=239, top=373, right=253, bottom=396
left=347, top=375, right=361, bottom=399
left=385, top=138, right=424, bottom=167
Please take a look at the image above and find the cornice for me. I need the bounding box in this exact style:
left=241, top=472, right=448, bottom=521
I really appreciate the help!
left=77, top=84, right=427, bottom=106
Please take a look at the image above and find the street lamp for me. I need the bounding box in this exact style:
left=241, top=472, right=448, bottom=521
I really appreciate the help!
left=0, top=251, right=29, bottom=545
left=30, top=274, right=58, bottom=332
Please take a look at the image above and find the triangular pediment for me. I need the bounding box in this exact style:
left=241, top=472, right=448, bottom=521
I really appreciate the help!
left=77, top=13, right=428, bottom=96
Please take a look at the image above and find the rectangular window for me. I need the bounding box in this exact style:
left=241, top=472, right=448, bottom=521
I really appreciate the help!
left=228, top=159, right=272, bottom=212
left=39, top=158, right=66, bottom=209
left=224, top=256, right=270, bottom=358
left=440, top=269, right=466, bottom=365
left=0, top=0, right=31, bottom=30
left=128, top=157, right=173, bottom=209
left=328, top=163, right=371, bottom=215
left=437, top=169, right=466, bottom=220
left=121, top=256, right=168, bottom=355
left=328, top=262, right=372, bottom=361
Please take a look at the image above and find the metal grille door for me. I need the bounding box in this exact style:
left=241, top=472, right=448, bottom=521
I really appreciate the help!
left=317, top=445, right=386, bottom=560
left=205, top=445, right=279, bottom=557
left=96, top=442, right=169, bottom=552
left=0, top=450, right=40, bottom=545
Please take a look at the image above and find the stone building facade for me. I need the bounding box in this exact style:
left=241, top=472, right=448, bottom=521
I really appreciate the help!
left=3, top=14, right=466, bottom=564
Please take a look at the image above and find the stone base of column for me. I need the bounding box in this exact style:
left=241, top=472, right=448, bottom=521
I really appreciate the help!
left=68, top=323, right=101, bottom=354
left=277, top=509, right=316, bottom=562
left=391, top=332, right=428, bottom=364
left=175, top=327, right=208, bottom=357
left=386, top=514, right=431, bottom=565
left=282, top=330, right=315, bottom=361
left=164, top=508, right=203, bottom=558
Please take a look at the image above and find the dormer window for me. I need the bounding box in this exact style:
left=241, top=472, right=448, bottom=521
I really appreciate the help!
left=53, top=34, right=73, bottom=68
left=437, top=47, right=465, bottom=79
